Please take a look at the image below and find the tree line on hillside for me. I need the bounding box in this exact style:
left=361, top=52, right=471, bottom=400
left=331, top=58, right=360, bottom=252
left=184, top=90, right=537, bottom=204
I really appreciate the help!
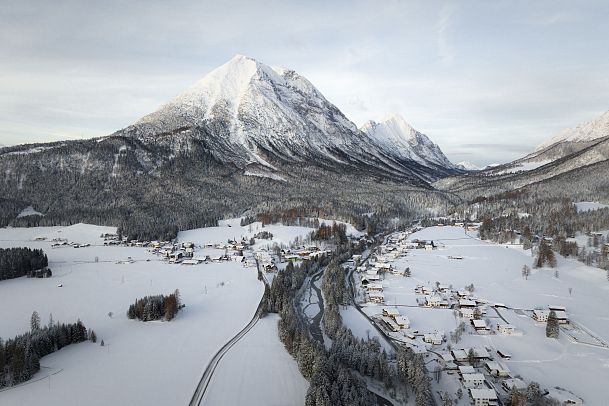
left=0, top=135, right=455, bottom=240
left=127, top=290, right=182, bottom=321
left=0, top=312, right=93, bottom=388
left=0, top=247, right=49, bottom=281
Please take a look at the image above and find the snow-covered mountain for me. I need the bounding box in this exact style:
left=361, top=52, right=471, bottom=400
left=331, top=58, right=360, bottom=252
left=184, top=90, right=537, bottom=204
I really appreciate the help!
left=120, top=55, right=457, bottom=182
left=360, top=114, right=455, bottom=169
left=537, top=110, right=609, bottom=151
left=456, top=161, right=481, bottom=171
left=135, top=54, right=373, bottom=170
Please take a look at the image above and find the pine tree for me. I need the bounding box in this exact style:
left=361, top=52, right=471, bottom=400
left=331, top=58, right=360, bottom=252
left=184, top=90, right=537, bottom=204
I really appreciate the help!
left=521, top=265, right=531, bottom=280
left=30, top=311, right=40, bottom=332
left=546, top=310, right=559, bottom=338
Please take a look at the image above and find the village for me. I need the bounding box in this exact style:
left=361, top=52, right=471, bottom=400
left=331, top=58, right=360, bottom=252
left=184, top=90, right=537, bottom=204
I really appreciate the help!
left=344, top=224, right=590, bottom=406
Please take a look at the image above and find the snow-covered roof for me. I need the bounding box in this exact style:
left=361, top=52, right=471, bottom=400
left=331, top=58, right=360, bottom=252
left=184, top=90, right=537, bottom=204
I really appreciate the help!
left=469, top=388, right=497, bottom=400
left=462, top=373, right=485, bottom=382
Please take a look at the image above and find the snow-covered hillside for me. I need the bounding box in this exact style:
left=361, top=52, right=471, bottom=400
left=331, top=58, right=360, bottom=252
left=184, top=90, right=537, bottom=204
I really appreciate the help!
left=537, top=110, right=609, bottom=150
left=360, top=114, right=455, bottom=169
left=456, top=161, right=481, bottom=171
left=135, top=54, right=375, bottom=170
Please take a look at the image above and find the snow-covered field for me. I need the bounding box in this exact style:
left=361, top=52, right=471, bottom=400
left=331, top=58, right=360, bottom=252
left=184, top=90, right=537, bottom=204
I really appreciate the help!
left=180, top=217, right=362, bottom=250
left=493, top=159, right=551, bottom=175
left=0, top=222, right=309, bottom=406
left=351, top=226, right=609, bottom=405
left=202, top=315, right=308, bottom=405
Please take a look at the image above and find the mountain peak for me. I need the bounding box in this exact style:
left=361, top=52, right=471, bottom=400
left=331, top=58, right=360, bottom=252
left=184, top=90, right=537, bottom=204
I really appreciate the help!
left=536, top=109, right=609, bottom=150
left=360, top=114, right=454, bottom=168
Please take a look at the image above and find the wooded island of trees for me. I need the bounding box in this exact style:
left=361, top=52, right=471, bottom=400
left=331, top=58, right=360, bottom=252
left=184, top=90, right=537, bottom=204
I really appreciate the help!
left=0, top=247, right=49, bottom=281
left=127, top=290, right=182, bottom=321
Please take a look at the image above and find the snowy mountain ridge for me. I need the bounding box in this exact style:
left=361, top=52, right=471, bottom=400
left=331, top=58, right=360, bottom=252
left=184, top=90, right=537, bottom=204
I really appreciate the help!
left=360, top=114, right=455, bottom=169
left=131, top=55, right=455, bottom=180
left=536, top=110, right=609, bottom=150
left=456, top=161, right=481, bottom=171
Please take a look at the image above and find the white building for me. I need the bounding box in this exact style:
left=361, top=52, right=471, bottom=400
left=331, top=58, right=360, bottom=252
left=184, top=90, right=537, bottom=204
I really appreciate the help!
left=469, top=388, right=498, bottom=406
left=382, top=307, right=400, bottom=318
left=533, top=309, right=551, bottom=322
left=394, top=315, right=410, bottom=329
left=485, top=361, right=511, bottom=377
left=462, top=373, right=485, bottom=388
left=424, top=333, right=443, bottom=345
left=461, top=307, right=475, bottom=319
left=368, top=292, right=385, bottom=303
left=472, top=319, right=490, bottom=332
left=497, top=323, right=521, bottom=335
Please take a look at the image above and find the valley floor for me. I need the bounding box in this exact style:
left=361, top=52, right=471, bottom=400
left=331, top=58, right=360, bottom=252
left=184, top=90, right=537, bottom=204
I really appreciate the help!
left=347, top=226, right=609, bottom=405
left=0, top=222, right=313, bottom=406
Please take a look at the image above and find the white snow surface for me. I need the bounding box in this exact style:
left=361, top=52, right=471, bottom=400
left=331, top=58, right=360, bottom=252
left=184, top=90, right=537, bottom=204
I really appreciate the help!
left=574, top=201, right=609, bottom=212
left=179, top=217, right=363, bottom=249
left=349, top=226, right=609, bottom=405
left=456, top=161, right=481, bottom=171
left=136, top=54, right=365, bottom=168
left=202, top=315, right=308, bottom=405
left=537, top=110, right=609, bottom=150
left=360, top=114, right=454, bottom=168
left=492, top=159, right=552, bottom=174
left=0, top=223, right=311, bottom=406
left=17, top=206, right=44, bottom=218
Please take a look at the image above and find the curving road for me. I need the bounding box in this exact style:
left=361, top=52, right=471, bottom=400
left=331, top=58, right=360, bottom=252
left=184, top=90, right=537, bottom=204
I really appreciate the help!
left=188, top=262, right=268, bottom=406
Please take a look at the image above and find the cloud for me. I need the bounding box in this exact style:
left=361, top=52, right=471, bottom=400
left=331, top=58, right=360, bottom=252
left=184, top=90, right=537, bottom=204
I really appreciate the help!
left=436, top=2, right=457, bottom=65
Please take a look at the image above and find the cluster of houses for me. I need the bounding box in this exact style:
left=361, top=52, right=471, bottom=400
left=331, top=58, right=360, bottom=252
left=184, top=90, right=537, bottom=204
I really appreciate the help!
left=255, top=251, right=278, bottom=273
left=280, top=246, right=331, bottom=263
left=145, top=238, right=257, bottom=267
left=438, top=347, right=525, bottom=406
left=50, top=238, right=91, bottom=249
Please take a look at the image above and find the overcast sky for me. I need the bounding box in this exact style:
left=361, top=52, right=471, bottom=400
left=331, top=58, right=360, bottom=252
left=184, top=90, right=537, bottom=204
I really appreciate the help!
left=2, top=0, right=608, bottom=165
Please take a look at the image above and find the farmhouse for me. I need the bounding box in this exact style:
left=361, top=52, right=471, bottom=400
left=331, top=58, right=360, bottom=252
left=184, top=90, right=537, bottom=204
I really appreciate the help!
left=169, top=251, right=184, bottom=263
left=426, top=295, right=442, bottom=307
left=533, top=309, right=551, bottom=322
left=469, top=388, right=498, bottom=406
left=367, top=283, right=384, bottom=292
left=485, top=361, right=511, bottom=377
left=382, top=307, right=400, bottom=318
left=462, top=373, right=486, bottom=388
left=367, top=292, right=385, bottom=303
left=424, top=333, right=443, bottom=345
left=458, top=365, right=476, bottom=375
left=460, top=307, right=475, bottom=319
left=472, top=319, right=490, bottom=332
left=498, top=323, right=520, bottom=335
left=394, top=316, right=410, bottom=329
left=380, top=316, right=400, bottom=332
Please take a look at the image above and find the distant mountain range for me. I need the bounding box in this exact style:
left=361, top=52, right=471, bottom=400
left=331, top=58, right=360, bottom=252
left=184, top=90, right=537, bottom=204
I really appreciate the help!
left=0, top=55, right=458, bottom=237
left=1, top=54, right=605, bottom=235
left=436, top=110, right=609, bottom=201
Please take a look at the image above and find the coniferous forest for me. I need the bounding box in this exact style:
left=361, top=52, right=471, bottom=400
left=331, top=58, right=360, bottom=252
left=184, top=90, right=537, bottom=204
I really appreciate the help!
left=0, top=313, right=90, bottom=388
left=127, top=290, right=182, bottom=322
left=0, top=247, right=49, bottom=281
